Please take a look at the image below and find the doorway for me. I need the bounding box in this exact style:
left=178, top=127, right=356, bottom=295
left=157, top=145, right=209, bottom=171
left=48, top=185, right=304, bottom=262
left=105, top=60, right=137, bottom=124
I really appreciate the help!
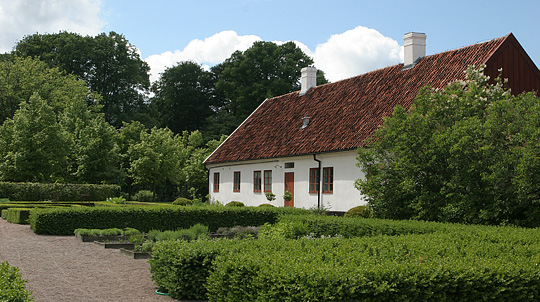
left=284, top=172, right=294, bottom=207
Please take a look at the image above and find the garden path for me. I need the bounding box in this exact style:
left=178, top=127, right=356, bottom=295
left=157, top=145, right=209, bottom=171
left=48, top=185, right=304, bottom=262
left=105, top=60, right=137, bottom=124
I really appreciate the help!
left=0, top=219, right=174, bottom=302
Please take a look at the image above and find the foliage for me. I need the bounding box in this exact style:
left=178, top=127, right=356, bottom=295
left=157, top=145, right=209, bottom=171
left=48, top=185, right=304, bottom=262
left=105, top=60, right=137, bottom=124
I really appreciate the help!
left=147, top=224, right=209, bottom=242
left=0, top=261, right=34, bottom=302
left=0, top=182, right=120, bottom=201
left=74, top=227, right=139, bottom=237
left=259, top=214, right=442, bottom=239
left=265, top=192, right=276, bottom=202
left=151, top=61, right=217, bottom=133
left=172, top=197, right=193, bottom=206
left=225, top=201, right=245, bottom=207
left=357, top=66, right=540, bottom=227
left=133, top=190, right=154, bottom=202
left=283, top=189, right=292, bottom=201
left=258, top=203, right=275, bottom=207
left=29, top=205, right=310, bottom=235
left=344, top=205, right=372, bottom=218
left=15, top=31, right=152, bottom=127
left=0, top=94, right=69, bottom=182
left=5, top=208, right=32, bottom=224
left=106, top=196, right=126, bottom=204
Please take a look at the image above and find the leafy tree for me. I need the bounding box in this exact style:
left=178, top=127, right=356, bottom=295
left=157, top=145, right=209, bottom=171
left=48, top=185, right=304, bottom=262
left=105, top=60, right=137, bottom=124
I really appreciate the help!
left=15, top=31, right=151, bottom=127
left=211, top=41, right=328, bottom=134
left=0, top=56, right=91, bottom=124
left=151, top=61, right=217, bottom=133
left=0, top=94, right=69, bottom=182
left=128, top=127, right=183, bottom=201
left=116, top=121, right=148, bottom=197
left=356, top=66, right=540, bottom=227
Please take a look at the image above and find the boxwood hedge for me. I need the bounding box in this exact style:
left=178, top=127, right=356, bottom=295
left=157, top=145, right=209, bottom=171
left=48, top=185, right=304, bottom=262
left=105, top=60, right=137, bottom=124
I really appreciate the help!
left=150, top=224, right=540, bottom=301
left=0, top=261, right=33, bottom=302
left=6, top=208, right=32, bottom=224
left=29, top=205, right=310, bottom=235
left=0, top=182, right=120, bottom=201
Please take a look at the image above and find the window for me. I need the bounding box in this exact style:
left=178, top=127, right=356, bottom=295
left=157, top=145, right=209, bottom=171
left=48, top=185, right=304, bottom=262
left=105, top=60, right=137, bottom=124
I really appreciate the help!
left=233, top=171, right=241, bottom=192
left=264, top=170, right=272, bottom=192
left=323, top=167, right=334, bottom=193
left=309, top=168, right=320, bottom=193
left=213, top=172, right=220, bottom=192
left=253, top=171, right=262, bottom=192
left=285, top=162, right=294, bottom=169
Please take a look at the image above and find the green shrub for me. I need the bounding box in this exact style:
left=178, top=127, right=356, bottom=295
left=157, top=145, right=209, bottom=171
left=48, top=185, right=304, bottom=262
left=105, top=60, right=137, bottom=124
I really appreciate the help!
left=106, top=196, right=126, bottom=204
left=0, top=198, right=10, bottom=203
left=344, top=205, right=371, bottom=218
left=6, top=208, right=32, bottom=224
left=258, top=203, right=275, bottom=207
left=0, top=261, right=34, bottom=301
left=0, top=182, right=120, bottom=201
left=225, top=201, right=245, bottom=207
left=133, top=190, right=154, bottom=202
left=29, top=205, right=310, bottom=235
left=147, top=224, right=209, bottom=242
left=1, top=209, right=7, bottom=219
left=172, top=197, right=193, bottom=206
left=206, top=227, right=540, bottom=301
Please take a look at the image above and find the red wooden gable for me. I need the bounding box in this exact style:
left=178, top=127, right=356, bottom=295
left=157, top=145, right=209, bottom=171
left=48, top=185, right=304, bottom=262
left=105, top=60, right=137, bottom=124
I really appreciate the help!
left=205, top=34, right=540, bottom=165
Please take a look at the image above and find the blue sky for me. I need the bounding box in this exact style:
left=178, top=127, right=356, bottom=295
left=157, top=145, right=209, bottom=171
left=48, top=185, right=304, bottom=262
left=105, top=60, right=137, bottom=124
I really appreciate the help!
left=1, top=0, right=539, bottom=83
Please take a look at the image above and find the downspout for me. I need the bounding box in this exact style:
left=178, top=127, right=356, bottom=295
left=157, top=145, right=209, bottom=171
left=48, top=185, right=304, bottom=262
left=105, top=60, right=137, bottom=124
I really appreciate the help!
left=313, top=154, right=321, bottom=209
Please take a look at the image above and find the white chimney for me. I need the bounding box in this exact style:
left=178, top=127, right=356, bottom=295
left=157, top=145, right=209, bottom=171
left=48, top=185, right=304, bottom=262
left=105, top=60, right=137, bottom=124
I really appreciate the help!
left=403, top=32, right=427, bottom=68
left=300, top=66, right=317, bottom=95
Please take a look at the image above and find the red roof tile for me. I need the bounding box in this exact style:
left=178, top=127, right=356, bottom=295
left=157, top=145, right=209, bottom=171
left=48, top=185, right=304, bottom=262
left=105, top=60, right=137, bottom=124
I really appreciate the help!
left=204, top=34, right=522, bottom=165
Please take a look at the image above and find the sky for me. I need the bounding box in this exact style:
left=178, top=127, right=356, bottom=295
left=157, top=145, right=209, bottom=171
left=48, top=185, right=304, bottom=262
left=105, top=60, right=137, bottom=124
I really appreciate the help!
left=0, top=0, right=539, bottom=83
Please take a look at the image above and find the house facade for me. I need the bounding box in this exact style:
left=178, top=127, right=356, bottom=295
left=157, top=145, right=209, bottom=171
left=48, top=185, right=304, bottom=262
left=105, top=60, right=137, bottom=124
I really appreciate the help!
left=204, top=32, right=540, bottom=212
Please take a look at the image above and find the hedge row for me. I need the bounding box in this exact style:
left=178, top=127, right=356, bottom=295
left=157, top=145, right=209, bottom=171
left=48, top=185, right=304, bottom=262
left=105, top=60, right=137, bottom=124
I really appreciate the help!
left=29, top=205, right=310, bottom=235
left=6, top=208, right=32, bottom=224
left=260, top=214, right=447, bottom=239
left=0, top=182, right=120, bottom=201
left=0, top=261, right=34, bottom=302
left=150, top=225, right=540, bottom=301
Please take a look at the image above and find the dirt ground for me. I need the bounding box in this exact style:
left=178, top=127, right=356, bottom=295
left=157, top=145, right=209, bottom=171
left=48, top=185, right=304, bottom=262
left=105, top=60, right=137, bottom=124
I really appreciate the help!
left=0, top=219, right=176, bottom=302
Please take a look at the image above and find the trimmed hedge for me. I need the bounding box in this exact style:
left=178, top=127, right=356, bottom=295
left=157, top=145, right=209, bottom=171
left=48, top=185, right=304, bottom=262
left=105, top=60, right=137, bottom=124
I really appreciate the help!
left=1, top=209, right=6, bottom=219
left=0, top=261, right=34, bottom=301
left=6, top=208, right=32, bottom=224
left=0, top=182, right=120, bottom=201
left=29, top=205, right=310, bottom=235
left=259, top=214, right=445, bottom=239
left=150, top=224, right=540, bottom=301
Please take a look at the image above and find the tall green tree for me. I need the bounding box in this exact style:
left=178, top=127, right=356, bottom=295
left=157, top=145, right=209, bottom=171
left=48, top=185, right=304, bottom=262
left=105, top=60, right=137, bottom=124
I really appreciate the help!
left=356, top=66, right=540, bottom=227
left=15, top=31, right=151, bottom=127
left=128, top=127, right=183, bottom=201
left=151, top=61, right=217, bottom=133
left=0, top=56, right=91, bottom=124
left=211, top=41, right=328, bottom=134
left=0, top=94, right=69, bottom=182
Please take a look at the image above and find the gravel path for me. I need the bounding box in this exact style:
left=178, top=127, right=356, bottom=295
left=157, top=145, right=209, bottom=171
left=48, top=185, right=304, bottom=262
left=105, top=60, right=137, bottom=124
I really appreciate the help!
left=0, top=219, right=175, bottom=302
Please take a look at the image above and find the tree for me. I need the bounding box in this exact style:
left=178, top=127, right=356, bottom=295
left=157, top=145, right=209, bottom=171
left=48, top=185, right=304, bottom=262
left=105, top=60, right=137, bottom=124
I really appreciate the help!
left=356, top=66, right=540, bottom=227
left=0, top=94, right=69, bottom=182
left=128, top=127, right=183, bottom=201
left=15, top=31, right=151, bottom=127
left=151, top=61, right=217, bottom=133
left=0, top=56, right=91, bottom=124
left=211, top=41, right=328, bottom=134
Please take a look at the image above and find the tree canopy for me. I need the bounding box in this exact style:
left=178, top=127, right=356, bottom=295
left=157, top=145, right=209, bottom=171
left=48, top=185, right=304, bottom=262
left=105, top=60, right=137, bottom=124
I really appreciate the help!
left=356, top=66, right=540, bottom=227
left=15, top=31, right=151, bottom=127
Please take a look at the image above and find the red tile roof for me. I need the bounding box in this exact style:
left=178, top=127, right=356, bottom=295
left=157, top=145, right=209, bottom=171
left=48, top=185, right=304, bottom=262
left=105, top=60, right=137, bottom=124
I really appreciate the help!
left=204, top=34, right=519, bottom=165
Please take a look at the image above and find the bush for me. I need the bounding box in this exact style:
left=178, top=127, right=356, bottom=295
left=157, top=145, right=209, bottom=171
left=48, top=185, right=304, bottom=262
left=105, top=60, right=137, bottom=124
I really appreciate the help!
left=106, top=196, right=126, bottom=204
left=133, top=190, right=154, bottom=202
left=344, top=205, right=371, bottom=218
left=6, top=208, right=32, bottom=224
left=225, top=201, right=245, bottom=207
left=258, top=203, right=275, bottom=207
left=29, top=205, right=311, bottom=235
left=1, top=209, right=7, bottom=219
left=172, top=197, right=193, bottom=206
left=0, top=182, right=120, bottom=201
left=147, top=224, right=209, bottom=242
left=0, top=261, right=34, bottom=301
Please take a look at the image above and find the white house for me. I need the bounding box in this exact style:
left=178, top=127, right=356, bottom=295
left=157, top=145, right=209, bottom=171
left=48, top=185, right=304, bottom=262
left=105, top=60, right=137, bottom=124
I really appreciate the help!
left=204, top=32, right=540, bottom=212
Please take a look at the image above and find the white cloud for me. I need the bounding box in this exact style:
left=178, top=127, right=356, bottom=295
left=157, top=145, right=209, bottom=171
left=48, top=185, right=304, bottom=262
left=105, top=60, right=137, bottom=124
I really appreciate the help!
left=312, top=26, right=403, bottom=82
left=0, top=0, right=105, bottom=53
left=145, top=30, right=261, bottom=83
left=145, top=26, right=403, bottom=84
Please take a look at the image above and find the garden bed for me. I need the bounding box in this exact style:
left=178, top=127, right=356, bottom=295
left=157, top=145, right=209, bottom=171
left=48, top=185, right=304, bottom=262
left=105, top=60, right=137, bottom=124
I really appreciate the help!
left=120, top=248, right=152, bottom=259
left=93, top=241, right=137, bottom=249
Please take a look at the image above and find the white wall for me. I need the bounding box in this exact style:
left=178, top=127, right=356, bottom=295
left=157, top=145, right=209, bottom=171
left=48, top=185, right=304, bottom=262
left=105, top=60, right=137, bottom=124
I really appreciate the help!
left=206, top=150, right=368, bottom=212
